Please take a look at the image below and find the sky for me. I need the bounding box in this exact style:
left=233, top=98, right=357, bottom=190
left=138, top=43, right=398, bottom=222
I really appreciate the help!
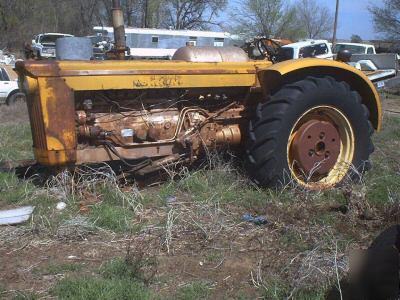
left=319, top=0, right=377, bottom=40
left=226, top=0, right=380, bottom=40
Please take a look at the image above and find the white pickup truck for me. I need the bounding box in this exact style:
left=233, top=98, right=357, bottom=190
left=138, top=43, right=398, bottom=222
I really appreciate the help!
left=31, top=33, right=74, bottom=59
left=333, top=42, right=376, bottom=55
left=278, top=40, right=397, bottom=86
left=279, top=40, right=333, bottom=60
left=0, top=66, right=25, bottom=105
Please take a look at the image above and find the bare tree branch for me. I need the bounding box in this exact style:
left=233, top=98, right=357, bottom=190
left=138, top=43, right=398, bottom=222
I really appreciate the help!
left=369, top=0, right=400, bottom=39
left=296, top=0, right=333, bottom=39
left=161, top=0, right=227, bottom=30
left=232, top=0, right=301, bottom=40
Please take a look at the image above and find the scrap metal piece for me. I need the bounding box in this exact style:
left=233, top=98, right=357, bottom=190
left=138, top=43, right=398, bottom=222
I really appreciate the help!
left=0, top=206, right=35, bottom=225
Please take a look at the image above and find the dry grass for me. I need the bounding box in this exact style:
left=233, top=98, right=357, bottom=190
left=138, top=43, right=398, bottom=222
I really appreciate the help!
left=0, top=102, right=29, bottom=124
left=1, top=102, right=400, bottom=298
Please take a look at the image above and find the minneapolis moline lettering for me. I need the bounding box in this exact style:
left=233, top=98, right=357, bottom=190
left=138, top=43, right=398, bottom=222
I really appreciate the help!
left=133, top=75, right=183, bottom=88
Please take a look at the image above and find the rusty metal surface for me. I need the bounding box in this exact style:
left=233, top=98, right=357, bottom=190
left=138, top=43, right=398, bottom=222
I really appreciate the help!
left=30, top=77, right=77, bottom=165
left=13, top=46, right=262, bottom=171
left=111, top=0, right=126, bottom=60
left=215, top=125, right=242, bottom=145
left=16, top=60, right=267, bottom=78
left=172, top=46, right=250, bottom=63
left=73, top=95, right=246, bottom=165
left=76, top=144, right=177, bottom=164
left=91, top=109, right=179, bottom=144
left=27, top=92, right=46, bottom=150
left=292, top=120, right=340, bottom=175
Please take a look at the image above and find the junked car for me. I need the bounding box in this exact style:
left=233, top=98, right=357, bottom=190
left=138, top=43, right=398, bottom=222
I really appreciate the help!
left=333, top=42, right=376, bottom=55
left=31, top=33, right=74, bottom=59
left=87, top=35, right=112, bottom=60
left=0, top=65, right=25, bottom=105
left=279, top=40, right=333, bottom=61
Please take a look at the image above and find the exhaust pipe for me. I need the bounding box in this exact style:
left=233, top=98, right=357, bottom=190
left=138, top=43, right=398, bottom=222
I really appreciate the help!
left=112, top=0, right=126, bottom=60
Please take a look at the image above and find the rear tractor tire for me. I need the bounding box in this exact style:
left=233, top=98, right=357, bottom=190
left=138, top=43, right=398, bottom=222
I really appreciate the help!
left=246, top=76, right=374, bottom=189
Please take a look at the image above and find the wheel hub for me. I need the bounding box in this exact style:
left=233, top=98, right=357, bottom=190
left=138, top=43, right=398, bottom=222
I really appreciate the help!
left=291, top=119, right=340, bottom=175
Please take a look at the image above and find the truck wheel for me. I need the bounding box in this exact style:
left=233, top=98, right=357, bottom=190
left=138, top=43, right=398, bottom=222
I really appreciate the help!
left=246, top=76, right=374, bottom=189
left=7, top=92, right=26, bottom=105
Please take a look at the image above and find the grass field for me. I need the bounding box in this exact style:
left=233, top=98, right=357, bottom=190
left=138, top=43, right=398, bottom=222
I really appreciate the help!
left=0, top=98, right=400, bottom=299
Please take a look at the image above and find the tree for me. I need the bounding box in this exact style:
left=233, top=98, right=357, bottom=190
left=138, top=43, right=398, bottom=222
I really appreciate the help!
left=98, top=0, right=143, bottom=27
left=0, top=0, right=105, bottom=50
left=351, top=34, right=363, bottom=43
left=145, top=0, right=167, bottom=27
left=296, top=0, right=333, bottom=39
left=369, top=0, right=400, bottom=39
left=161, top=0, right=227, bottom=30
left=232, top=0, right=300, bottom=40
left=97, top=0, right=168, bottom=28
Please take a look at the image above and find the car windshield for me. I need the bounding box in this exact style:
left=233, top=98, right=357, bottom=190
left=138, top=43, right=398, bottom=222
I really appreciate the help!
left=299, top=44, right=328, bottom=58
left=333, top=44, right=366, bottom=54
left=89, top=36, right=110, bottom=45
left=278, top=47, right=294, bottom=61
left=39, top=35, right=66, bottom=44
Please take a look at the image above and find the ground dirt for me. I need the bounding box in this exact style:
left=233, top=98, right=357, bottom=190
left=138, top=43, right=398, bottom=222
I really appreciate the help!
left=1, top=95, right=400, bottom=299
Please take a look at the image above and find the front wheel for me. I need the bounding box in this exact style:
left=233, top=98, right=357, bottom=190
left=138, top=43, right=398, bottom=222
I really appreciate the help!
left=6, top=92, right=26, bottom=105
left=246, top=76, right=374, bottom=189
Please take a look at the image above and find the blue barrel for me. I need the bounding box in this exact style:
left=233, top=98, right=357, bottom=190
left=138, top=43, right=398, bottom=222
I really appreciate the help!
left=56, top=37, right=93, bottom=60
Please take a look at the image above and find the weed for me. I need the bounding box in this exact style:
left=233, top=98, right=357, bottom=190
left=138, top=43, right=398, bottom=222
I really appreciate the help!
left=38, top=263, right=83, bottom=275
left=177, top=169, right=240, bottom=203
left=53, top=277, right=150, bottom=300
left=53, top=257, right=152, bottom=300
left=0, top=123, right=32, bottom=162
left=294, top=288, right=326, bottom=299
left=0, top=283, right=5, bottom=295
left=279, top=230, right=309, bottom=252
left=101, top=254, right=157, bottom=286
left=204, top=250, right=223, bottom=263
left=260, top=278, right=290, bottom=300
left=0, top=172, right=37, bottom=206
left=12, top=290, right=38, bottom=300
left=89, top=203, right=134, bottom=232
left=174, top=281, right=211, bottom=300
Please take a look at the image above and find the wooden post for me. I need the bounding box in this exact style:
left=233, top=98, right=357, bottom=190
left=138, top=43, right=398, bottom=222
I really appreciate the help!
left=332, top=0, right=340, bottom=47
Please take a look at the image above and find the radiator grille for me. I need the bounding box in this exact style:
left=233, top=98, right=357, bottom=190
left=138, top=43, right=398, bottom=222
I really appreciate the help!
left=28, top=95, right=47, bottom=150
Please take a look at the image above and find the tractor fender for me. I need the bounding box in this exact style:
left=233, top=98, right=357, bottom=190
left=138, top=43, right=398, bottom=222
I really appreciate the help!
left=257, top=58, right=382, bottom=131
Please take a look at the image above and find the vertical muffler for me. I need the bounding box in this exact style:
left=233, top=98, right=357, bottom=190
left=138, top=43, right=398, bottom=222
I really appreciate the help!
left=112, top=0, right=127, bottom=60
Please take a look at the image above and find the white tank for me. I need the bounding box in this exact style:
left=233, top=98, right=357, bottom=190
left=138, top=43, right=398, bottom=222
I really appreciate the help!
left=172, top=46, right=249, bottom=63
left=56, top=37, right=93, bottom=61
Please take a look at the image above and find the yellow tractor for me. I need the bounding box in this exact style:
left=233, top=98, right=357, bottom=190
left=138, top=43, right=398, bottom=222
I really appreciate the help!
left=15, top=1, right=381, bottom=190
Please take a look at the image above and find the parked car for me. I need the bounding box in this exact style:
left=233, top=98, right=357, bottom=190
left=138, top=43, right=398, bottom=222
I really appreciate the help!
left=31, top=33, right=74, bottom=59
left=0, top=65, right=25, bottom=105
left=279, top=40, right=333, bottom=61
left=333, top=42, right=376, bottom=55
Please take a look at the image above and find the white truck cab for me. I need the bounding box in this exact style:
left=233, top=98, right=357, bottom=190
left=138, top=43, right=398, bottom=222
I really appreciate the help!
left=31, top=33, right=74, bottom=58
left=333, top=42, right=376, bottom=55
left=0, top=66, right=25, bottom=105
left=280, top=40, right=333, bottom=60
